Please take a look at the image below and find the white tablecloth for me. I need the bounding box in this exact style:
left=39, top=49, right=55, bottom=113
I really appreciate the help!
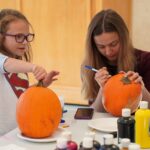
left=0, top=106, right=117, bottom=150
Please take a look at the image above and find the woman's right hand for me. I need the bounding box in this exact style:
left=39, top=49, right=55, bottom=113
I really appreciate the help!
left=32, top=65, right=47, bottom=81
left=94, top=67, right=111, bottom=88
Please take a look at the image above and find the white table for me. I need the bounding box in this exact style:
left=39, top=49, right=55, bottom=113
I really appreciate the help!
left=0, top=107, right=116, bottom=150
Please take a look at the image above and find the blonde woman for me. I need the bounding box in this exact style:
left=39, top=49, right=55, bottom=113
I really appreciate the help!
left=81, top=9, right=150, bottom=112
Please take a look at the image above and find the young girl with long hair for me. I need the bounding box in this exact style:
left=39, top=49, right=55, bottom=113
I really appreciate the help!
left=0, top=9, right=59, bottom=135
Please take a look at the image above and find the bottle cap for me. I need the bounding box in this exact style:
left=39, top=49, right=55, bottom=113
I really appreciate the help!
left=85, top=131, right=95, bottom=140
left=122, top=108, right=131, bottom=117
left=121, top=138, right=130, bottom=148
left=61, top=131, right=72, bottom=141
left=128, top=144, right=140, bottom=150
left=82, top=137, right=93, bottom=148
left=140, top=101, right=148, bottom=109
left=56, top=137, right=67, bottom=149
left=103, top=134, right=113, bottom=145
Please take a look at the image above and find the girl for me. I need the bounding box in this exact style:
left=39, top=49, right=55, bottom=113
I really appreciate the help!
left=0, top=9, right=59, bottom=135
left=81, top=9, right=150, bottom=112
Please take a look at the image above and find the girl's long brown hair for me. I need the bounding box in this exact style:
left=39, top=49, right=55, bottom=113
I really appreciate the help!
left=81, top=9, right=135, bottom=101
left=0, top=9, right=33, bottom=61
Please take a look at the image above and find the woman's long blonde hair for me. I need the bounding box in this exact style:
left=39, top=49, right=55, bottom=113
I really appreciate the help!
left=81, top=9, right=135, bottom=101
left=0, top=9, right=33, bottom=61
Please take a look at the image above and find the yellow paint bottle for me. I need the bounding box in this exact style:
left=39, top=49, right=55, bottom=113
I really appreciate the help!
left=135, top=101, right=150, bottom=148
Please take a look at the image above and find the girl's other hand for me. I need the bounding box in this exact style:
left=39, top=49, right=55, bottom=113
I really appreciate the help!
left=94, top=67, right=111, bottom=88
left=42, top=70, right=60, bottom=87
left=32, top=65, right=47, bottom=81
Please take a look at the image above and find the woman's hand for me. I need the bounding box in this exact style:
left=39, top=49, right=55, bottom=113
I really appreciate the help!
left=42, top=70, right=60, bottom=87
left=94, top=67, right=111, bottom=88
left=125, top=71, right=143, bottom=84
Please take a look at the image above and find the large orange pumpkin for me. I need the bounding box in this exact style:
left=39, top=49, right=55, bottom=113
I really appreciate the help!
left=102, top=73, right=142, bottom=116
left=16, top=86, right=62, bottom=138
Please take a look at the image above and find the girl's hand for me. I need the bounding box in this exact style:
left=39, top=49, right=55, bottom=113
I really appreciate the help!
left=125, top=71, right=143, bottom=84
left=94, top=67, right=111, bottom=88
left=32, top=65, right=47, bottom=81
left=42, top=70, right=60, bottom=87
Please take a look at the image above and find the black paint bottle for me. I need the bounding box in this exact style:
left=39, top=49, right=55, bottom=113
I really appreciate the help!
left=117, top=108, right=135, bottom=143
left=100, top=134, right=119, bottom=150
left=80, top=131, right=101, bottom=150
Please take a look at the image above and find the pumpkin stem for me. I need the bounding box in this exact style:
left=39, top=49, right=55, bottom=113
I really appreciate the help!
left=121, top=76, right=131, bottom=84
left=37, top=80, right=44, bottom=87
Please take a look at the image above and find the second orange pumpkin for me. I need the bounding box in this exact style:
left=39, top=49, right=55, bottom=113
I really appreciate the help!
left=103, top=73, right=142, bottom=116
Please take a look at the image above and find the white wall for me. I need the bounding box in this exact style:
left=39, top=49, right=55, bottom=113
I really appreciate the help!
left=132, top=0, right=150, bottom=51
left=131, top=0, right=150, bottom=51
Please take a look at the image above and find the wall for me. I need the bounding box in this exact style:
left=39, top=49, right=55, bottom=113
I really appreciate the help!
left=132, top=0, right=150, bottom=51
left=0, top=0, right=131, bottom=104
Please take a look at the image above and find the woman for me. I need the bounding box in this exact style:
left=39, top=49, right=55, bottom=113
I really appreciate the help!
left=81, top=9, right=150, bottom=112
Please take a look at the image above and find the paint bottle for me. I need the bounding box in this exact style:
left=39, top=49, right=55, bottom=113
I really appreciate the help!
left=128, top=144, right=140, bottom=150
left=120, top=138, right=130, bottom=150
left=55, top=137, right=68, bottom=150
left=117, top=108, right=135, bottom=143
left=100, top=134, right=119, bottom=150
left=80, top=131, right=101, bottom=150
left=61, top=131, right=78, bottom=150
left=135, top=101, right=150, bottom=148
left=79, top=137, right=96, bottom=150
